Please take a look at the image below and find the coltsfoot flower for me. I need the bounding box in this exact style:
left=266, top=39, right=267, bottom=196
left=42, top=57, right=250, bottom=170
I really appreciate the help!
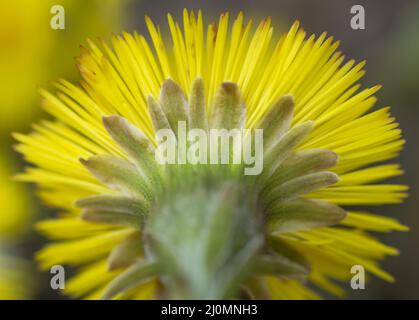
left=16, top=10, right=408, bottom=299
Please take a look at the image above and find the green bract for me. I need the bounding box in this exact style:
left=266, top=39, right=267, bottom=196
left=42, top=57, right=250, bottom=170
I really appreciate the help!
left=77, top=78, right=342, bottom=299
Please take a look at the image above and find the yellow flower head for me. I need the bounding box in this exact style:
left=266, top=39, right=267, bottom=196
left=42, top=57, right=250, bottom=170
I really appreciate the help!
left=16, top=10, right=407, bottom=299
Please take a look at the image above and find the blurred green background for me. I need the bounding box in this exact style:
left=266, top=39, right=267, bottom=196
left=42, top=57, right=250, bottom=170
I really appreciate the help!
left=0, top=0, right=417, bottom=299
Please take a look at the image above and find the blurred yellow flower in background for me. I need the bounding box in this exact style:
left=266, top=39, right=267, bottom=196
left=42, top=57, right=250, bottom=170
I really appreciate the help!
left=0, top=1, right=51, bottom=133
left=0, top=0, right=130, bottom=299
left=0, top=157, right=33, bottom=299
left=0, top=0, right=127, bottom=133
left=0, top=157, right=31, bottom=238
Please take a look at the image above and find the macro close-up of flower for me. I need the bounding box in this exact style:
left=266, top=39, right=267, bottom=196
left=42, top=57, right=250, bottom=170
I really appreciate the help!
left=14, top=9, right=410, bottom=300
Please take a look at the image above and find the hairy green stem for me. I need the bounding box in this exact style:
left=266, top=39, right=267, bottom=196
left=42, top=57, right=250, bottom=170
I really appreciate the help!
left=145, top=179, right=264, bottom=299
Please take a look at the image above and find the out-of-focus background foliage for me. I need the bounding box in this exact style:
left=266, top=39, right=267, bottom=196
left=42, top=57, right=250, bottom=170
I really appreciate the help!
left=0, top=0, right=417, bottom=299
